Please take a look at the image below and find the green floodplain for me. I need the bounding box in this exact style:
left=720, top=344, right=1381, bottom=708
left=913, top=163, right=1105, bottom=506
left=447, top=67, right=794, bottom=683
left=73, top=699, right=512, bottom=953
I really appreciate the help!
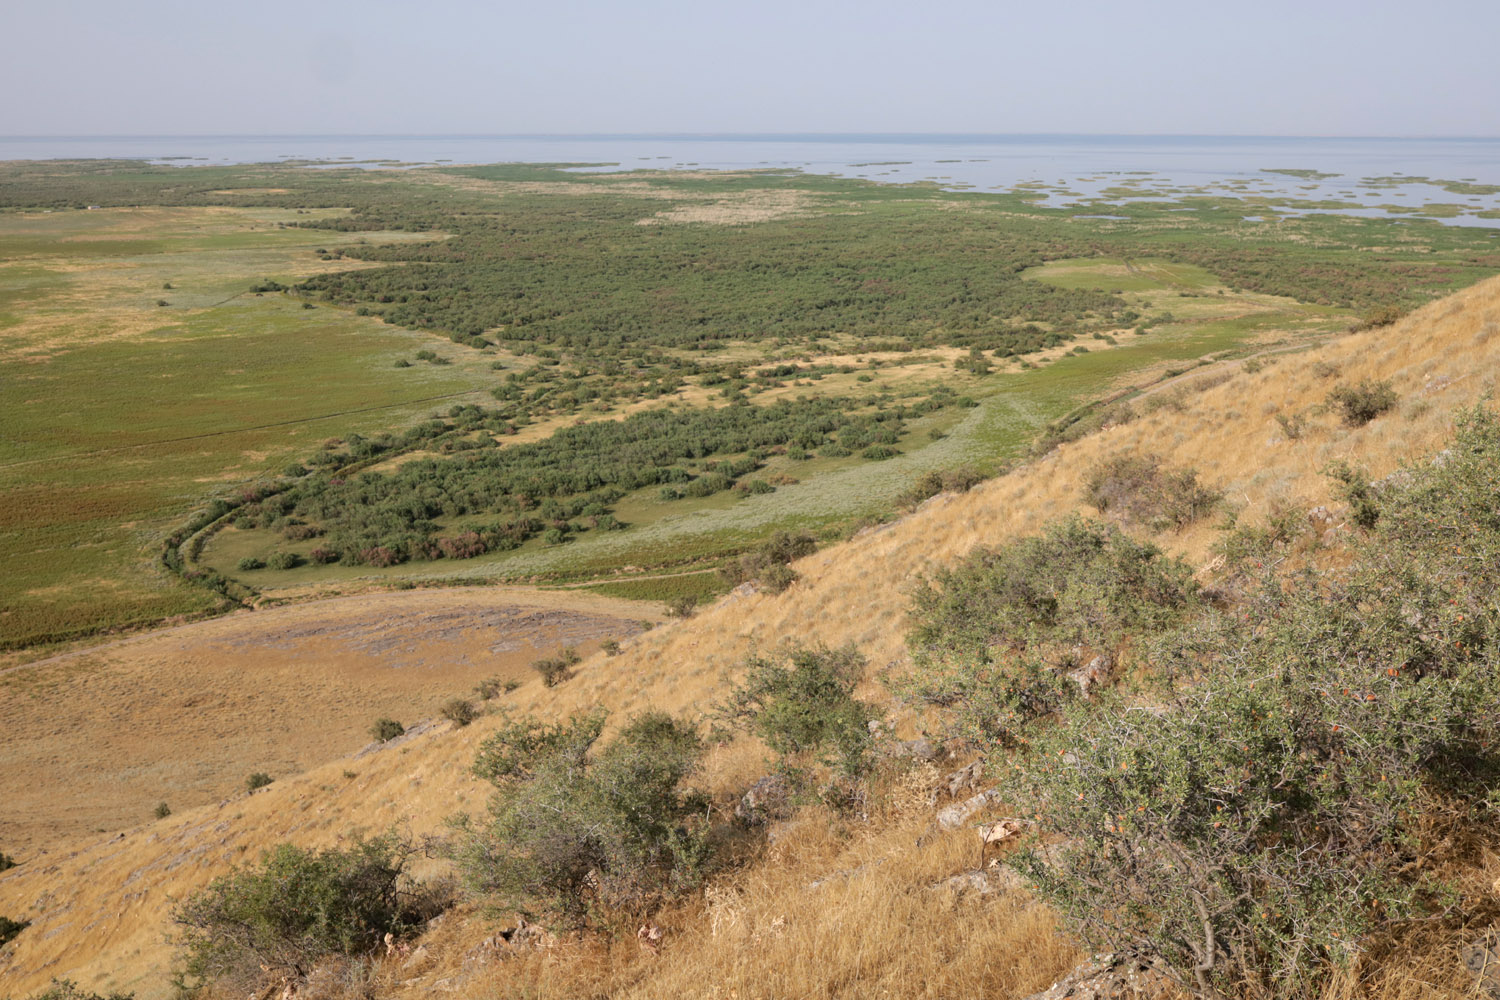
left=3, top=159, right=1499, bottom=649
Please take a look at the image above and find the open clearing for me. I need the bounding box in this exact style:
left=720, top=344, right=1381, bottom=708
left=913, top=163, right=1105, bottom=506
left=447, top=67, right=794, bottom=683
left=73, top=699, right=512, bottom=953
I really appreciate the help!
left=0, top=585, right=655, bottom=852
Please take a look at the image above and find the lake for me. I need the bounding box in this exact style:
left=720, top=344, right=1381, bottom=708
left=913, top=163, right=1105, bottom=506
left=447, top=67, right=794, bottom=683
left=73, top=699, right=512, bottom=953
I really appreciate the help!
left=4, top=133, right=1499, bottom=225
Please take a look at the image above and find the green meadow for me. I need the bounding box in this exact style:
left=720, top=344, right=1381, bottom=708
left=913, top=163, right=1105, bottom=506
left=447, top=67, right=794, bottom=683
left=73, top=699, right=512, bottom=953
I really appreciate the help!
left=0, top=207, right=492, bottom=647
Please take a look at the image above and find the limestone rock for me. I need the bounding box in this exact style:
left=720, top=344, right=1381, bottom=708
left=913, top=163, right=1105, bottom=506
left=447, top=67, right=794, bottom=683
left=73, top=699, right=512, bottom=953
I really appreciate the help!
left=1021, top=952, right=1170, bottom=1000
left=1462, top=930, right=1500, bottom=999
left=936, top=788, right=1000, bottom=830
left=945, top=759, right=985, bottom=798
left=736, top=774, right=790, bottom=826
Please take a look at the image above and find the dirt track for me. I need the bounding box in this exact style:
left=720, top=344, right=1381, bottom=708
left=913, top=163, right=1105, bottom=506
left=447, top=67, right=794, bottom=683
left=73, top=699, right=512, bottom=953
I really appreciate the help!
left=0, top=586, right=655, bottom=852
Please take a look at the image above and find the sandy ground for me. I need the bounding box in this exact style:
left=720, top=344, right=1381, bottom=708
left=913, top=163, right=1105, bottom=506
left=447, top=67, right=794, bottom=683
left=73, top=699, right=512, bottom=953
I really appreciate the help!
left=0, top=587, right=655, bottom=852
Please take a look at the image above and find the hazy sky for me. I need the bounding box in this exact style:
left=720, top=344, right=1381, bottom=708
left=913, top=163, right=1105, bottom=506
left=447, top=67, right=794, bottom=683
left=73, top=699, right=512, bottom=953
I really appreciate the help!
left=5, top=0, right=1498, bottom=136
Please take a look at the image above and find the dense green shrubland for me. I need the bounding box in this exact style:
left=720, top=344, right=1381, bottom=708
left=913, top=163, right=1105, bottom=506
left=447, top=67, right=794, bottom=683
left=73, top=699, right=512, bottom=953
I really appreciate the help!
left=233, top=395, right=928, bottom=567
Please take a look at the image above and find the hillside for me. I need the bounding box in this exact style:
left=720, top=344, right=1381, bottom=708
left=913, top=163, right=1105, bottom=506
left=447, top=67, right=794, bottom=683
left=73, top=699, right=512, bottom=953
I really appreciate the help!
left=4, top=274, right=1500, bottom=998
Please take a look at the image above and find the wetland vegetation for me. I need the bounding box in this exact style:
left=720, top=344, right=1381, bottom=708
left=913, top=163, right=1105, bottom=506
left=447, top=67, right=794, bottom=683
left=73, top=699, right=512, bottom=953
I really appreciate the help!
left=3, top=158, right=1498, bottom=648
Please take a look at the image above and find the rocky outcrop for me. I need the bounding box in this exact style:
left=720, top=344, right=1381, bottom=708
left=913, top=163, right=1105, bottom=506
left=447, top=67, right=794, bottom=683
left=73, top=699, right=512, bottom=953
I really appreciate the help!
left=1021, top=952, right=1171, bottom=1000
left=936, top=789, right=1001, bottom=831
left=735, top=774, right=791, bottom=826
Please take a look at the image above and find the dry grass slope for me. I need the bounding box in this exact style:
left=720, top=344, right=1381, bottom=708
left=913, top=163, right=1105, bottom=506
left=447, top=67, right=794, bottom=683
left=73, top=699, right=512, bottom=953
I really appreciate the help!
left=5, top=276, right=1500, bottom=998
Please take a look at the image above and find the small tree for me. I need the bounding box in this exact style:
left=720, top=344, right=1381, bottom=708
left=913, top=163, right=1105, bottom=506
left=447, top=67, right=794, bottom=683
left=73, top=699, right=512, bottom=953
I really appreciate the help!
left=245, top=772, right=273, bottom=792
left=370, top=717, right=405, bottom=742
left=532, top=657, right=571, bottom=687
left=154, top=802, right=172, bottom=820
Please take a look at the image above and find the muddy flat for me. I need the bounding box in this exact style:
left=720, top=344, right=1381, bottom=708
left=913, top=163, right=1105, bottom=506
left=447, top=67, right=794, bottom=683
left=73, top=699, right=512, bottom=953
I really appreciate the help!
left=0, top=587, right=654, bottom=851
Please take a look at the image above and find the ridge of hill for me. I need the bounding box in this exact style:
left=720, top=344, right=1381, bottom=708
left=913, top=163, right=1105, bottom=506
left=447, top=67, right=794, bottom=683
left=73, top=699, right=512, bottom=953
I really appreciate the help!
left=4, top=275, right=1500, bottom=998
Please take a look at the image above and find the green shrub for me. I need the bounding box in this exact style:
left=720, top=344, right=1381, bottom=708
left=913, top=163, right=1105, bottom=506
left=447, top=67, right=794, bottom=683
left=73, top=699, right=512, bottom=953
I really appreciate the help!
left=719, top=531, right=817, bottom=591
left=235, top=557, right=265, bottom=572
left=718, top=645, right=878, bottom=786
left=1083, top=454, right=1220, bottom=530
left=902, top=516, right=1200, bottom=748
left=1350, top=303, right=1406, bottom=331
left=532, top=657, right=572, bottom=687
left=666, top=594, right=698, bottom=618
left=861, top=445, right=899, bottom=460
left=909, top=514, right=1199, bottom=665
left=172, top=835, right=415, bottom=991
left=265, top=551, right=300, bottom=571
left=1328, top=377, right=1398, bottom=426
left=19, top=980, right=134, bottom=1000
left=153, top=801, right=171, bottom=820
left=454, top=710, right=710, bottom=922
left=1324, top=460, right=1382, bottom=528
left=992, top=408, right=1500, bottom=998
left=1211, top=503, right=1305, bottom=574
left=600, top=639, right=621, bottom=656
left=474, top=677, right=504, bottom=700
left=0, top=914, right=28, bottom=948
left=759, top=563, right=798, bottom=594
left=370, top=717, right=405, bottom=742
left=0, top=851, right=15, bottom=872
left=441, top=699, right=478, bottom=727
left=245, top=772, right=273, bottom=792
left=894, top=467, right=985, bottom=509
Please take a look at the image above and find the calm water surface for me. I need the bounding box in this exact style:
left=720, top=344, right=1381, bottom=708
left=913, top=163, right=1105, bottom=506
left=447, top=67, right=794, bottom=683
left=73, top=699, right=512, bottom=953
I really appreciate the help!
left=4, top=134, right=1499, bottom=225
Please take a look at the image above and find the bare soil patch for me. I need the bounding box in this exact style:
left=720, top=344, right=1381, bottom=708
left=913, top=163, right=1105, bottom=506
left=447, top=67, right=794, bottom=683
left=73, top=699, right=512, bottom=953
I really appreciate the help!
left=0, top=586, right=651, bottom=852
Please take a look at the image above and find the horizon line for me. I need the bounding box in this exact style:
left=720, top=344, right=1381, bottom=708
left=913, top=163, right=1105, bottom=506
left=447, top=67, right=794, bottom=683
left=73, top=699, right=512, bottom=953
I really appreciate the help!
left=4, top=131, right=1500, bottom=142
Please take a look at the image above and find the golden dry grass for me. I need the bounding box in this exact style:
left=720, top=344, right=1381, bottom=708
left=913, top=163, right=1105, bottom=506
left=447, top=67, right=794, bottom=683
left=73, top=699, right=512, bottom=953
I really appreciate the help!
left=0, top=587, right=653, bottom=854
left=5, top=277, right=1500, bottom=998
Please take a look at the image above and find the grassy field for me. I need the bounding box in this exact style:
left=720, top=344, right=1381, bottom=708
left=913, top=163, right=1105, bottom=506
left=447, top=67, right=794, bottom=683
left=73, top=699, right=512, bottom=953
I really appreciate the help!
left=0, top=207, right=494, bottom=648
left=3, top=161, right=1496, bottom=647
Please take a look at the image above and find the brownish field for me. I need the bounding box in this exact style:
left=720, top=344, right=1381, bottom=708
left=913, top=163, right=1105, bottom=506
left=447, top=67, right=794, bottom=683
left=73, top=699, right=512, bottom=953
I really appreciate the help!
left=0, top=588, right=654, bottom=854
left=4, top=277, right=1500, bottom=998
